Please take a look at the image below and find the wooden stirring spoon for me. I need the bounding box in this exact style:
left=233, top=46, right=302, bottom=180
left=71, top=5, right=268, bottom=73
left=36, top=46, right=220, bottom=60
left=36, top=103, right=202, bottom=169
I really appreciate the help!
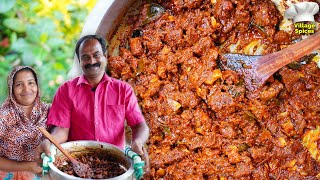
left=38, top=127, right=94, bottom=178
left=220, top=31, right=320, bottom=92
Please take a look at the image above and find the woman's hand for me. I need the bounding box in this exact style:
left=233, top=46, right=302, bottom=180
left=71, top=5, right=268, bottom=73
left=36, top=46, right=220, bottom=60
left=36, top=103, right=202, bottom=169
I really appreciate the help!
left=35, top=139, right=51, bottom=163
left=35, top=126, right=69, bottom=162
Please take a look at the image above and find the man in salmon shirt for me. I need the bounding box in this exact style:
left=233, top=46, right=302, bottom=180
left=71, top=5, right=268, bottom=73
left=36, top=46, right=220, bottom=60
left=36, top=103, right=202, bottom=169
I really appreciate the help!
left=36, top=35, right=149, bottom=170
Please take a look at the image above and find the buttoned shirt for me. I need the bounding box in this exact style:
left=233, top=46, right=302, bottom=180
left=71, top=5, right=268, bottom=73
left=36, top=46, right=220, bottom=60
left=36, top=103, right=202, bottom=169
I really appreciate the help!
left=47, top=73, right=145, bottom=149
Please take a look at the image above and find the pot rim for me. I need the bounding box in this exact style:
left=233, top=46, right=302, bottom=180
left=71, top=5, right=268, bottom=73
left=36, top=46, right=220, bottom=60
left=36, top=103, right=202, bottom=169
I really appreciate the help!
left=48, top=140, right=134, bottom=180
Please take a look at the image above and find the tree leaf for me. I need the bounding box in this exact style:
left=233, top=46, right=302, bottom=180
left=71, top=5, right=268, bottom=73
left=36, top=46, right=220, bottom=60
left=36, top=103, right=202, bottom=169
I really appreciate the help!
left=36, top=18, right=57, bottom=34
left=3, top=18, right=26, bottom=33
left=20, top=0, right=33, bottom=3
left=22, top=50, right=35, bottom=65
left=0, top=77, right=8, bottom=103
left=26, top=24, right=41, bottom=43
left=10, top=32, right=17, bottom=45
left=47, top=38, right=65, bottom=48
left=4, top=54, right=18, bottom=63
left=52, top=10, right=64, bottom=21
left=0, top=60, right=11, bottom=75
left=40, top=33, right=48, bottom=43
left=11, top=38, right=30, bottom=52
left=53, top=62, right=65, bottom=71
left=0, top=0, right=15, bottom=13
left=32, top=45, right=48, bottom=62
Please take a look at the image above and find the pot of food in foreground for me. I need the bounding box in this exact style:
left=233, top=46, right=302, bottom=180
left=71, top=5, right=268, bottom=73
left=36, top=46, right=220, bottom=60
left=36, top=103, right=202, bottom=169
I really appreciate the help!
left=48, top=141, right=134, bottom=180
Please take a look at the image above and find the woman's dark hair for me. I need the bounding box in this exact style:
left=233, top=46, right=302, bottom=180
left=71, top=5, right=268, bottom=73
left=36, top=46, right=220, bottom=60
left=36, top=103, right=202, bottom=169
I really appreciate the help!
left=75, top=35, right=107, bottom=60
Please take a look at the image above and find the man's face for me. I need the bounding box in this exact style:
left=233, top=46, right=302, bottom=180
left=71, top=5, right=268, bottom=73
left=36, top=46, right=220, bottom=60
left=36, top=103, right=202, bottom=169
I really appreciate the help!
left=79, top=38, right=107, bottom=79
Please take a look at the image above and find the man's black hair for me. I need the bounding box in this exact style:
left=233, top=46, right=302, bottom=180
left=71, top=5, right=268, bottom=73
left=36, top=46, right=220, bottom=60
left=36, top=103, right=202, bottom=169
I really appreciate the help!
left=75, top=34, right=107, bottom=60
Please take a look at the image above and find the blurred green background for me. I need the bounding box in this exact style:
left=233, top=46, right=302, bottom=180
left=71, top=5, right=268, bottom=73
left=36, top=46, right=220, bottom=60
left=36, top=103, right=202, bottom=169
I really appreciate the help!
left=0, top=0, right=97, bottom=103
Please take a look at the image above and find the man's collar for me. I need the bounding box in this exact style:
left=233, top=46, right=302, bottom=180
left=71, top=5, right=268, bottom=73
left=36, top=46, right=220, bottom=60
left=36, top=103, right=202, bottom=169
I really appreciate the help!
left=76, top=73, right=112, bottom=86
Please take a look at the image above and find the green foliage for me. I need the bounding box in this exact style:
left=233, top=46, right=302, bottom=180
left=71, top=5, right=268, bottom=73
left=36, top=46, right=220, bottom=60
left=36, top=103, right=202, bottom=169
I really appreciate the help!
left=0, top=0, right=16, bottom=13
left=0, top=0, right=97, bottom=103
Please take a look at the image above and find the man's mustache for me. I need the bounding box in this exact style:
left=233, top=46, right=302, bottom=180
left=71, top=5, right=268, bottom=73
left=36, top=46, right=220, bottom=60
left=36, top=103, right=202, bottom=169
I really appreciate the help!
left=85, top=63, right=101, bottom=69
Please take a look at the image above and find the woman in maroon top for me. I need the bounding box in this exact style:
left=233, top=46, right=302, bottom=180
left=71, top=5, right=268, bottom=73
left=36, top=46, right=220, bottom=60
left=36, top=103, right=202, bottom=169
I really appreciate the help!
left=0, top=66, right=50, bottom=180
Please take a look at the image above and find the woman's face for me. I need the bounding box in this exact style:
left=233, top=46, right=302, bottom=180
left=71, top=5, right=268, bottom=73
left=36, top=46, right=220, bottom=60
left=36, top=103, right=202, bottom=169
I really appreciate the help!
left=13, top=70, right=38, bottom=106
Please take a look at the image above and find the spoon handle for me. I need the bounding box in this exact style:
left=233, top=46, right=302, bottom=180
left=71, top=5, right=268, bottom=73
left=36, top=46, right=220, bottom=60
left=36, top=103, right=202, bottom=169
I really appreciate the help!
left=257, top=31, right=320, bottom=79
left=38, top=127, right=77, bottom=163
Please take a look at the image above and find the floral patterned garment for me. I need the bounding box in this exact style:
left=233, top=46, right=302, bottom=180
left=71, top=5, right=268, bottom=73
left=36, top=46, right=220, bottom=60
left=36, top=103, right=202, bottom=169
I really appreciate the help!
left=0, top=66, right=50, bottom=161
